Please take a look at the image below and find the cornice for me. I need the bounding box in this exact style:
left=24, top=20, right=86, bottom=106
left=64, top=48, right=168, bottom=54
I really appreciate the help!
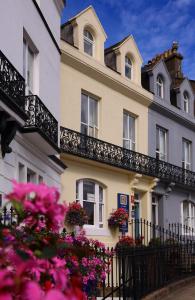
left=150, top=101, right=195, bottom=130
left=61, top=42, right=153, bottom=107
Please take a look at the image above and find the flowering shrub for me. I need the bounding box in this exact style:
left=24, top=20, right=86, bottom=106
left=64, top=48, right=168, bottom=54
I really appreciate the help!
left=63, top=230, right=112, bottom=296
left=116, top=235, right=144, bottom=249
left=108, top=208, right=128, bottom=227
left=0, top=182, right=111, bottom=299
left=116, top=236, right=135, bottom=248
left=65, top=202, right=88, bottom=226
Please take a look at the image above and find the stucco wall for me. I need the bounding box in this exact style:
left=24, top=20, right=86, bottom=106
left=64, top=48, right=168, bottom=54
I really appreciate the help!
left=0, top=133, right=62, bottom=200
left=148, top=108, right=195, bottom=171
left=61, top=156, right=153, bottom=246
left=154, top=185, right=195, bottom=227
left=60, top=44, right=151, bottom=155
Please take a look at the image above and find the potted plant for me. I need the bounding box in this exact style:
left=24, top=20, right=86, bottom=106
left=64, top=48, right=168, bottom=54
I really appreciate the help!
left=65, top=201, right=88, bottom=231
left=108, top=208, right=128, bottom=228
left=116, top=236, right=135, bottom=249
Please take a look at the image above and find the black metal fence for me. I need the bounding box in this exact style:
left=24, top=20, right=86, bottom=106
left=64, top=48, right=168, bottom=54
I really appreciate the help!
left=60, top=127, right=195, bottom=188
left=1, top=209, right=195, bottom=300
left=99, top=243, right=195, bottom=300
left=24, top=95, right=58, bottom=146
left=129, top=219, right=195, bottom=246
left=0, top=50, right=25, bottom=109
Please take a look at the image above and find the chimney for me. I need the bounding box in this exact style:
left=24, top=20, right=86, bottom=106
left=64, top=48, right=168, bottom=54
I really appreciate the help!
left=164, top=42, right=183, bottom=80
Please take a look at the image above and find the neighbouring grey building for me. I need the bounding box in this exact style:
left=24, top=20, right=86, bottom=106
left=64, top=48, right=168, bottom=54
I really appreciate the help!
left=142, top=42, right=195, bottom=230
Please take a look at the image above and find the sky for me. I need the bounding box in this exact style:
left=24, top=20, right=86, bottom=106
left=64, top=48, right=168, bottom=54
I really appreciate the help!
left=61, top=0, right=195, bottom=79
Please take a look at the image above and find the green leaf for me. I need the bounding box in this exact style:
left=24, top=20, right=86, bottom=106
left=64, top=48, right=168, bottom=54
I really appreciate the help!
left=16, top=249, right=30, bottom=261
left=41, top=246, right=57, bottom=259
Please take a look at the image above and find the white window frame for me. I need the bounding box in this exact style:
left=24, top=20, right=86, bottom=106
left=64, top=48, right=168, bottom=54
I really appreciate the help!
left=23, top=38, right=35, bottom=95
left=184, top=92, right=189, bottom=113
left=182, top=138, right=192, bottom=170
left=125, top=56, right=132, bottom=79
left=152, top=195, right=159, bottom=225
left=83, top=29, right=94, bottom=57
left=123, top=112, right=136, bottom=151
left=76, top=180, right=104, bottom=229
left=81, top=93, right=98, bottom=138
left=156, top=126, right=168, bottom=161
left=156, top=75, right=164, bottom=99
left=18, top=160, right=45, bottom=184
left=132, top=193, right=142, bottom=219
left=181, top=201, right=195, bottom=231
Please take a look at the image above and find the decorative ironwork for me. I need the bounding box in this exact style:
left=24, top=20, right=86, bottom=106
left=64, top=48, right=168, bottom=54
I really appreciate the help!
left=0, top=50, right=25, bottom=109
left=60, top=127, right=195, bottom=188
left=25, top=95, right=58, bottom=146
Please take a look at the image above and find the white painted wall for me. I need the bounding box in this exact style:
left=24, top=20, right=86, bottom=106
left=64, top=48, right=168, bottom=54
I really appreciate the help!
left=0, top=132, right=62, bottom=203
left=0, top=0, right=61, bottom=122
left=0, top=0, right=64, bottom=199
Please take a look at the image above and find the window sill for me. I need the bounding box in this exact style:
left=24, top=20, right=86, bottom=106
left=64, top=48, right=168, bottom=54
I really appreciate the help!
left=83, top=225, right=111, bottom=237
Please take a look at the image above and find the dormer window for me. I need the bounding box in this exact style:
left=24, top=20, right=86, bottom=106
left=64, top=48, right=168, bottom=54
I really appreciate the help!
left=156, top=75, right=164, bottom=99
left=184, top=91, right=189, bottom=113
left=84, top=29, right=94, bottom=56
left=125, top=56, right=132, bottom=79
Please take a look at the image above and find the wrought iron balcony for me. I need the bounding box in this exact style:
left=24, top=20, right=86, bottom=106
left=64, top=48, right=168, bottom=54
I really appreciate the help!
left=24, top=95, right=58, bottom=148
left=60, top=127, right=195, bottom=188
left=0, top=50, right=25, bottom=114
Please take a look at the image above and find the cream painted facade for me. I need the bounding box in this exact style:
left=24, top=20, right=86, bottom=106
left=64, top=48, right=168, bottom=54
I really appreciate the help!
left=60, top=6, right=156, bottom=246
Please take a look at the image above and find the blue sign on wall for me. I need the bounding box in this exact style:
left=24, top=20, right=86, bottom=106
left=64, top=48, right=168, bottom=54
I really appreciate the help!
left=117, top=193, right=129, bottom=233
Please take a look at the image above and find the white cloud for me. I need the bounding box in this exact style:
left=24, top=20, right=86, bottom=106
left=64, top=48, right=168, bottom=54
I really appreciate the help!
left=175, top=0, right=193, bottom=7
left=102, top=0, right=195, bottom=77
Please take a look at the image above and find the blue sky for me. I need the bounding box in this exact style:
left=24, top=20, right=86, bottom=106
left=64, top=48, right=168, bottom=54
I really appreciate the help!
left=62, top=0, right=195, bottom=78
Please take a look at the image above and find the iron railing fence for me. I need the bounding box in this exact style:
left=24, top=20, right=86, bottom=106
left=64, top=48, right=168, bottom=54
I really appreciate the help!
left=24, top=95, right=58, bottom=146
left=0, top=50, right=25, bottom=109
left=1, top=209, right=195, bottom=299
left=99, top=243, right=195, bottom=300
left=129, top=219, right=195, bottom=246
left=60, top=127, right=195, bottom=188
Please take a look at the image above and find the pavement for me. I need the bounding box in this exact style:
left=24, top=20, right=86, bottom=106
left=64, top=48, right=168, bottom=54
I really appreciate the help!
left=163, top=281, right=195, bottom=300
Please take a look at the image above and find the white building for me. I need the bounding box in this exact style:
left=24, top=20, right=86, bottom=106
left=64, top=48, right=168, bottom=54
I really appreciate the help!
left=0, top=0, right=66, bottom=205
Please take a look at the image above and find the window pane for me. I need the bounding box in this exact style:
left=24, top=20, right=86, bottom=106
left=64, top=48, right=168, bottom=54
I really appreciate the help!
left=81, top=123, right=88, bottom=135
left=99, top=186, right=103, bottom=203
left=38, top=176, right=43, bottom=184
left=27, top=47, right=34, bottom=92
left=125, top=65, right=131, bottom=79
left=99, top=204, right=103, bottom=223
left=81, top=93, right=88, bottom=124
left=131, top=142, right=135, bottom=151
left=89, top=98, right=97, bottom=127
left=123, top=140, right=129, bottom=150
left=83, top=181, right=95, bottom=201
left=84, top=40, right=93, bottom=56
left=129, top=115, right=135, bottom=140
left=27, top=168, right=36, bottom=183
left=84, top=30, right=93, bottom=41
left=123, top=113, right=128, bottom=139
left=83, top=201, right=94, bottom=225
left=76, top=181, right=79, bottom=200
left=23, top=40, right=26, bottom=79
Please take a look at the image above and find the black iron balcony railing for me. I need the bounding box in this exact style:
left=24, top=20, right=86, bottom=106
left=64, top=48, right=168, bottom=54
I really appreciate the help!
left=24, top=95, right=58, bottom=146
left=0, top=50, right=25, bottom=110
left=60, top=127, right=195, bottom=188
